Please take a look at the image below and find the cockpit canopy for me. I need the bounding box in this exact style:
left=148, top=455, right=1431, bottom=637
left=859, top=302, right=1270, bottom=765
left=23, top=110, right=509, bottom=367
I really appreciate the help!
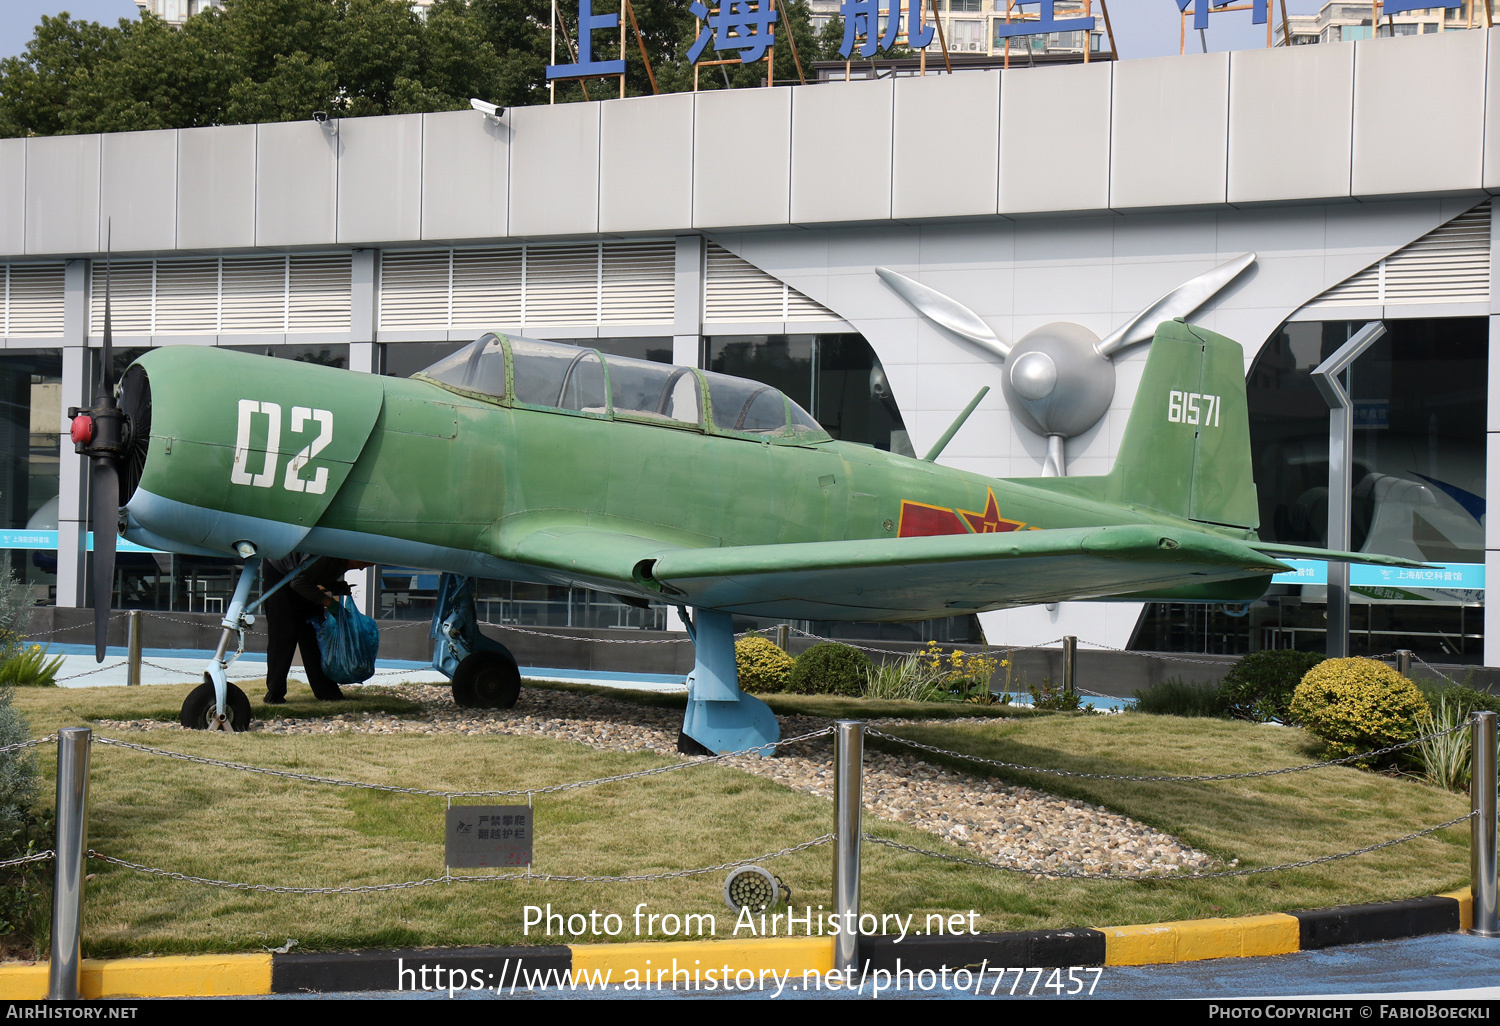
left=415, top=334, right=831, bottom=443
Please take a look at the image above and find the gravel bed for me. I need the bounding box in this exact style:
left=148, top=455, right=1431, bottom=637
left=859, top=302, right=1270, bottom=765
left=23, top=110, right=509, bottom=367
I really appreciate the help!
left=95, top=682, right=1223, bottom=877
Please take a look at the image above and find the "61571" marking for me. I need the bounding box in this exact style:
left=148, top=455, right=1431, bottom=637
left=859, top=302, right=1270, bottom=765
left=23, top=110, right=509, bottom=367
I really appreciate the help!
left=1167, top=391, right=1221, bottom=427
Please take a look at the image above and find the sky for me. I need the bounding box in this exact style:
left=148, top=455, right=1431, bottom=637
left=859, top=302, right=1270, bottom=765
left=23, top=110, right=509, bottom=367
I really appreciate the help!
left=0, top=1, right=1334, bottom=64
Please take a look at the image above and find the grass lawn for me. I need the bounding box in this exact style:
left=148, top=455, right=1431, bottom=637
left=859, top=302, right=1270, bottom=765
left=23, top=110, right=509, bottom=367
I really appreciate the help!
left=2, top=680, right=1473, bottom=958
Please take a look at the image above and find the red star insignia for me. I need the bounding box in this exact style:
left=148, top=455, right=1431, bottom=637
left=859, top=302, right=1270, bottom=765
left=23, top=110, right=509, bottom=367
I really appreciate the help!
left=957, top=488, right=1025, bottom=534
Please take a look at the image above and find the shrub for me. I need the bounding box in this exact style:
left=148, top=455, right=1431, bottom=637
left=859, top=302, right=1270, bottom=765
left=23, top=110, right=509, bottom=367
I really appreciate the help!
left=0, top=645, right=63, bottom=688
left=789, top=642, right=872, bottom=697
left=921, top=641, right=1003, bottom=701
left=1029, top=677, right=1085, bottom=712
left=863, top=654, right=948, bottom=702
left=1289, top=657, right=1429, bottom=765
left=735, top=636, right=793, bottom=694
left=1221, top=649, right=1326, bottom=724
left=1415, top=678, right=1500, bottom=718
left=1132, top=676, right=1232, bottom=718
left=0, top=685, right=43, bottom=942
left=1414, top=693, right=1472, bottom=793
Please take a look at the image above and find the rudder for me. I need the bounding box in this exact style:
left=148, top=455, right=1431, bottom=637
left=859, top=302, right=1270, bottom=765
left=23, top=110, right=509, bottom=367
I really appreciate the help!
left=1107, top=319, right=1259, bottom=530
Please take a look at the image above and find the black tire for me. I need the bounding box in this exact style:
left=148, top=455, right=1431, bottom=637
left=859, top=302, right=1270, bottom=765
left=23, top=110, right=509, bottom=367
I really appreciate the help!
left=451, top=651, right=521, bottom=709
left=677, top=730, right=714, bottom=756
left=179, top=680, right=252, bottom=732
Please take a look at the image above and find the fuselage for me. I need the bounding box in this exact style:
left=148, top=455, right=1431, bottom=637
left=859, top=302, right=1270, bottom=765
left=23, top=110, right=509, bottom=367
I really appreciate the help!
left=118, top=336, right=1266, bottom=618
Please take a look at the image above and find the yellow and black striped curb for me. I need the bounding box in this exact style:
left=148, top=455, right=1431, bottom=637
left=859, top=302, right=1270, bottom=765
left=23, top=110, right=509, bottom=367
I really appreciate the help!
left=0, top=889, right=1472, bottom=998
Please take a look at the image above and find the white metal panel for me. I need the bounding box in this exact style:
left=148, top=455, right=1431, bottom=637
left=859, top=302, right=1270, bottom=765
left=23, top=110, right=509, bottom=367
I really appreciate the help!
left=4, top=264, right=66, bottom=337
left=99, top=130, right=178, bottom=253
left=892, top=71, right=1001, bottom=220
left=998, top=61, right=1111, bottom=215
left=1351, top=29, right=1486, bottom=197
left=599, top=93, right=694, bottom=234
left=1110, top=52, right=1228, bottom=210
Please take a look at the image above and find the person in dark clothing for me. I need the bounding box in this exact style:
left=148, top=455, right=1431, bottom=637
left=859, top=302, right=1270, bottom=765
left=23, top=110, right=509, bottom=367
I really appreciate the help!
left=262, top=555, right=369, bottom=703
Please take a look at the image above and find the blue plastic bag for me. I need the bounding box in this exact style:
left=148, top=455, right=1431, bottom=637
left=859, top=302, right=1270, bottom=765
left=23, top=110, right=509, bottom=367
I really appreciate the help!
left=314, top=595, right=380, bottom=684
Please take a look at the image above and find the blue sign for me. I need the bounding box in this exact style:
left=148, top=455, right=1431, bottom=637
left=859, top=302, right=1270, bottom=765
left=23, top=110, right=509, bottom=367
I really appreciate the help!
left=689, top=0, right=780, bottom=64
left=1271, top=559, right=1485, bottom=591
left=992, top=0, right=1095, bottom=41
left=546, top=0, right=627, bottom=81
left=1176, top=0, right=1266, bottom=30
left=0, top=530, right=156, bottom=554
left=1381, top=1, right=1460, bottom=13
left=837, top=0, right=933, bottom=59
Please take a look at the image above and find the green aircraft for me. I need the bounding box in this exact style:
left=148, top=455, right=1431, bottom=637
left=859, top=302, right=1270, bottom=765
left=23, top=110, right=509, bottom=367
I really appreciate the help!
left=68, top=316, right=1421, bottom=751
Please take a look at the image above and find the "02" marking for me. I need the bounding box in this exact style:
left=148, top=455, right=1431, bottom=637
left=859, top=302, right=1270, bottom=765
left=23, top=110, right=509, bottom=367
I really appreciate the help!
left=231, top=400, right=334, bottom=494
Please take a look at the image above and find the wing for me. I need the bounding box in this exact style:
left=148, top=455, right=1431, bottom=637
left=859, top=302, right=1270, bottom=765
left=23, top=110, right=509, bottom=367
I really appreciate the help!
left=632, top=524, right=1291, bottom=621
left=1247, top=541, right=1431, bottom=569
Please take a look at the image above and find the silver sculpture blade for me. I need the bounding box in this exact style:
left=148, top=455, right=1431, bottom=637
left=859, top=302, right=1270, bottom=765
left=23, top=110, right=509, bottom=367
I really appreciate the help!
left=1095, top=252, right=1256, bottom=357
left=875, top=267, right=1010, bottom=359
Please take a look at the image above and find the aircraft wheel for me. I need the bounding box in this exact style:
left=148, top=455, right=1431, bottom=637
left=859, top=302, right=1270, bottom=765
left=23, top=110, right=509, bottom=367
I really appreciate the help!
left=179, top=681, right=252, bottom=732
left=451, top=651, right=521, bottom=709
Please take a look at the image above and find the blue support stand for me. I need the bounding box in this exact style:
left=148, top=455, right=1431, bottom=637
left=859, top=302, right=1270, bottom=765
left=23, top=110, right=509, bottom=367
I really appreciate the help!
left=430, top=574, right=513, bottom=679
left=680, top=607, right=780, bottom=756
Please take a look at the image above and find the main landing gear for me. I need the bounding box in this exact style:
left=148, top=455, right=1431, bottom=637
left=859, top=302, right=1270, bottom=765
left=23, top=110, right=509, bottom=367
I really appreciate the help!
left=431, top=574, right=521, bottom=709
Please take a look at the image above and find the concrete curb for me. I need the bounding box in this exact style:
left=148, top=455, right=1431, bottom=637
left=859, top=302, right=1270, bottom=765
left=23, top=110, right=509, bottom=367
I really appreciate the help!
left=0, top=889, right=1473, bottom=997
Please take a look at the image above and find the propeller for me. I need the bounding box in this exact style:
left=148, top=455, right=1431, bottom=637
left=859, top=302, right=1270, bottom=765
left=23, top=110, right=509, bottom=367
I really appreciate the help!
left=67, top=225, right=129, bottom=662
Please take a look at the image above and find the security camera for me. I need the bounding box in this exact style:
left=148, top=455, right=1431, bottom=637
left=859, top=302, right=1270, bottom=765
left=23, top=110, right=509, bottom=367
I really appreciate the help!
left=312, top=111, right=328, bottom=124
left=470, top=98, right=506, bottom=119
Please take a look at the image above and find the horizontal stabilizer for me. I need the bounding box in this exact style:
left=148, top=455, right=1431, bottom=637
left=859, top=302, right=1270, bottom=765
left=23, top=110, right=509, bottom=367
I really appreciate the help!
left=1248, top=542, right=1432, bottom=570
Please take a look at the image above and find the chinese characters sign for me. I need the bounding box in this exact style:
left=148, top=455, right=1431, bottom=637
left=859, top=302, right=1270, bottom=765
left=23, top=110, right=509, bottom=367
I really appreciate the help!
left=445, top=806, right=534, bottom=868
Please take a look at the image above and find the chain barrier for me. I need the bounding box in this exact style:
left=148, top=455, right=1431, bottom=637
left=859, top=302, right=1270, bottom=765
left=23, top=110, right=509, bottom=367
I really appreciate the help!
left=92, top=726, right=835, bottom=798
left=865, top=810, right=1475, bottom=882
left=88, top=835, right=832, bottom=894
left=20, top=615, right=126, bottom=641
left=866, top=720, right=1469, bottom=783
left=55, top=661, right=131, bottom=683
left=0, top=850, right=55, bottom=870
left=1413, top=654, right=1461, bottom=687
left=0, top=735, right=58, bottom=756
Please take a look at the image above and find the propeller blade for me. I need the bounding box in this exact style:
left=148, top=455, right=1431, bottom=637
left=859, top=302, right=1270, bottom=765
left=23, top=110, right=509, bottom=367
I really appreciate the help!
left=90, top=459, right=119, bottom=663
left=875, top=267, right=1011, bottom=360
left=1096, top=252, right=1256, bottom=357
left=99, top=225, right=115, bottom=400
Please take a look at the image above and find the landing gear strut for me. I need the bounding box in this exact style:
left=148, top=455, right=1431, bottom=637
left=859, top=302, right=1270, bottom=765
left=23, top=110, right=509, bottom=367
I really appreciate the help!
left=432, top=575, right=522, bottom=709
left=679, top=607, right=779, bottom=757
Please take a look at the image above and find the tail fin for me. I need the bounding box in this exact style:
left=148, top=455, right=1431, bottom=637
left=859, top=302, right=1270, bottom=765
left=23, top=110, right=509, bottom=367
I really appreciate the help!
left=1106, top=319, right=1259, bottom=530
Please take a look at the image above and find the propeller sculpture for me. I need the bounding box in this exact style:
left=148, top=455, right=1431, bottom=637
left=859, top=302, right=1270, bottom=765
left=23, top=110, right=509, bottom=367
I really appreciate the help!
left=875, top=252, right=1257, bottom=476
left=67, top=235, right=125, bottom=661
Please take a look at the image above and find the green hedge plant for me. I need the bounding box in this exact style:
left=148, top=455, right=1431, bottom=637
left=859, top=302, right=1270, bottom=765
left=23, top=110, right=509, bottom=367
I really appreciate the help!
left=789, top=642, right=872, bottom=697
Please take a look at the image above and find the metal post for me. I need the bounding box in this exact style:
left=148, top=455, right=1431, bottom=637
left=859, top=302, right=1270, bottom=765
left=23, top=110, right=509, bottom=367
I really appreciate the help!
left=126, top=610, right=142, bottom=687
left=1311, top=321, right=1386, bottom=660
left=1396, top=649, right=1412, bottom=677
left=1472, top=711, right=1499, bottom=937
left=833, top=720, right=864, bottom=974
left=775, top=623, right=789, bottom=652
left=1062, top=636, right=1077, bottom=696
left=49, top=728, right=91, bottom=1000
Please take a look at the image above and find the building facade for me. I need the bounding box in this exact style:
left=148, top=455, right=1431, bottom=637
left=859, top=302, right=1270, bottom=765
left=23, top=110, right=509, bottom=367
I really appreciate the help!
left=0, top=28, right=1496, bottom=660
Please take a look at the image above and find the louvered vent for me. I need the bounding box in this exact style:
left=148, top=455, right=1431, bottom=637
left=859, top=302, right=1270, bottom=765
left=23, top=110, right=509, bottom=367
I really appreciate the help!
left=703, top=242, right=839, bottom=323
left=377, top=241, right=673, bottom=332
left=89, top=254, right=352, bottom=335
left=453, top=248, right=522, bottom=329
left=602, top=241, right=675, bottom=326
left=526, top=244, right=599, bottom=326
left=4, top=264, right=66, bottom=338
left=1306, top=202, right=1490, bottom=310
